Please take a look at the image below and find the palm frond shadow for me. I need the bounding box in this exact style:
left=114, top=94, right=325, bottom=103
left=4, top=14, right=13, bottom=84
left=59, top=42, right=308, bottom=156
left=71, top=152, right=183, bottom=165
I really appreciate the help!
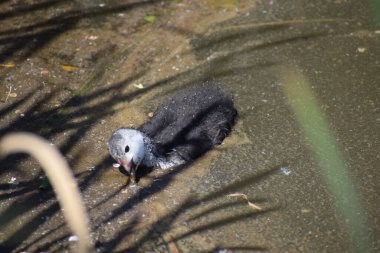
left=0, top=177, right=41, bottom=200
left=100, top=162, right=193, bottom=227
left=0, top=0, right=64, bottom=21
left=0, top=56, right=224, bottom=251
left=122, top=31, right=325, bottom=102
left=0, top=72, right=169, bottom=251
left=186, top=197, right=267, bottom=223
left=0, top=43, right=232, bottom=249
left=0, top=191, right=60, bottom=252
left=102, top=166, right=279, bottom=252
left=0, top=0, right=160, bottom=62
left=13, top=175, right=126, bottom=253
left=0, top=3, right=299, bottom=252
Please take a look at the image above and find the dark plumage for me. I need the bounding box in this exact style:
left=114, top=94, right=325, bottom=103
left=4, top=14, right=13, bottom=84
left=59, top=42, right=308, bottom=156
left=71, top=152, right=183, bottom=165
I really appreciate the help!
left=139, top=83, right=237, bottom=161
left=108, top=83, right=237, bottom=179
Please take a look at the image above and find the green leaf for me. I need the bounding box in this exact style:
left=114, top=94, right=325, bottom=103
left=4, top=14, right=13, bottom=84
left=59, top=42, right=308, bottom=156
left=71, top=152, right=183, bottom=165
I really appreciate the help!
left=144, top=15, right=156, bottom=23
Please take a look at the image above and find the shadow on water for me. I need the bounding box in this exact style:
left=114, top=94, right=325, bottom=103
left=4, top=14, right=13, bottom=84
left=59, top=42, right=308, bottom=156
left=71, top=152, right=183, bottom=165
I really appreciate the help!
left=0, top=74, right=276, bottom=252
left=0, top=0, right=159, bottom=62
left=0, top=73, right=176, bottom=250
left=0, top=1, right=161, bottom=245
left=0, top=2, right=345, bottom=252
left=0, top=88, right=115, bottom=251
left=0, top=65, right=261, bottom=252
left=0, top=0, right=63, bottom=20
left=101, top=165, right=279, bottom=252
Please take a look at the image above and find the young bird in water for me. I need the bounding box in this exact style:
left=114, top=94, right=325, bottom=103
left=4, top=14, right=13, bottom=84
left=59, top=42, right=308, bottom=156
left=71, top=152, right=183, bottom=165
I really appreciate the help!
left=108, top=83, right=237, bottom=183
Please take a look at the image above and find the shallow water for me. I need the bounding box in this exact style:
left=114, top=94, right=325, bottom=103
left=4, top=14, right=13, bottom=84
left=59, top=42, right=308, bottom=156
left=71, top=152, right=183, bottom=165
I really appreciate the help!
left=0, top=0, right=379, bottom=252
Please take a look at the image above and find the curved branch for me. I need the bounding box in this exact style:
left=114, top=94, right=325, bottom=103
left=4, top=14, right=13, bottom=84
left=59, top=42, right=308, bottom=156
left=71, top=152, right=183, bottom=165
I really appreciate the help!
left=0, top=132, right=93, bottom=253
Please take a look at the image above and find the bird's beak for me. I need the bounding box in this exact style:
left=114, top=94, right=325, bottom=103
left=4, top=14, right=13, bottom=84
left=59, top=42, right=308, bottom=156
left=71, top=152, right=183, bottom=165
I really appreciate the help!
left=118, top=159, right=137, bottom=176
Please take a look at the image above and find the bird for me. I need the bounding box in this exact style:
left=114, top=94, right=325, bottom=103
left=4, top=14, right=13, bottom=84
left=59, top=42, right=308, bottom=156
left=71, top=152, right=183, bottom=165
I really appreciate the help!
left=108, top=82, right=237, bottom=183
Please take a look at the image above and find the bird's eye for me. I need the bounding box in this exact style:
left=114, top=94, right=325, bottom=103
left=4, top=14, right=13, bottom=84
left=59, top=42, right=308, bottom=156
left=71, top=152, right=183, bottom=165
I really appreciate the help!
left=124, top=145, right=130, bottom=153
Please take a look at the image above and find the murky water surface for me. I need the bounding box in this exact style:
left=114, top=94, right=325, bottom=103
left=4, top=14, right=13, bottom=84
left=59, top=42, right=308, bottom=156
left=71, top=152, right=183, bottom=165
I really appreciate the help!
left=0, top=0, right=379, bottom=252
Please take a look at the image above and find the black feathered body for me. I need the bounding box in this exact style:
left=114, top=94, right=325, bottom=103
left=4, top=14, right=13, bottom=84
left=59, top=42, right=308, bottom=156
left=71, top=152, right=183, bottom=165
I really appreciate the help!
left=138, top=83, right=237, bottom=162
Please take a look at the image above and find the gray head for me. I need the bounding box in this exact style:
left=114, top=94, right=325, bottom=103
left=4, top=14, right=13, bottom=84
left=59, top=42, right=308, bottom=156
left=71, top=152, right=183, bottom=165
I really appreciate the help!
left=108, top=128, right=145, bottom=175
